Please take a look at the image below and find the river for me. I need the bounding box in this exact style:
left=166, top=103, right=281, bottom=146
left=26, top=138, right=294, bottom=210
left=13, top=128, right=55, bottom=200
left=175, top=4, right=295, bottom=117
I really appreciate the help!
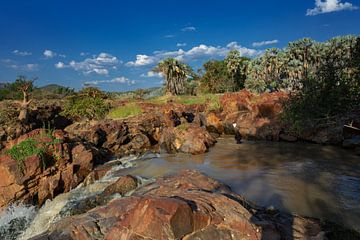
left=1, top=136, right=360, bottom=239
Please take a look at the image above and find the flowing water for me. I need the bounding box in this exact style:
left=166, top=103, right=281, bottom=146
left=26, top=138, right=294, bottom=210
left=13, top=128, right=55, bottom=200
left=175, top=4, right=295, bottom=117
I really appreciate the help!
left=1, top=136, right=360, bottom=239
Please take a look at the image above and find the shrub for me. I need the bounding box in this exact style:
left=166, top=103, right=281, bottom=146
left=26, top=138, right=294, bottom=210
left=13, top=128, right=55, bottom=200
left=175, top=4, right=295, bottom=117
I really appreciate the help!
left=61, top=96, right=110, bottom=121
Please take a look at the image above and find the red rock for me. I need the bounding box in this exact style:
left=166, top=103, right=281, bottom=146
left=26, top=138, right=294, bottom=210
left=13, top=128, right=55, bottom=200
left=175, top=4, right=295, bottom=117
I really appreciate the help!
left=0, top=129, right=99, bottom=210
left=160, top=124, right=216, bottom=154
left=31, top=170, right=328, bottom=240
left=102, top=175, right=138, bottom=196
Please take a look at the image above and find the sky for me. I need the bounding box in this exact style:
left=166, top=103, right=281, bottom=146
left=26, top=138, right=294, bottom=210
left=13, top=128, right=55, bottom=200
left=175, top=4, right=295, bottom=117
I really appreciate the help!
left=0, top=0, right=359, bottom=92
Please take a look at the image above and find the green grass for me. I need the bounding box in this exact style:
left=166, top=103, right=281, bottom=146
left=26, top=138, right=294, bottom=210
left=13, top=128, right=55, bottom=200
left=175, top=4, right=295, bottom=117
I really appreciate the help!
left=145, top=94, right=222, bottom=110
left=6, top=138, right=46, bottom=173
left=108, top=102, right=143, bottom=119
left=5, top=126, right=62, bottom=173
left=176, top=123, right=189, bottom=131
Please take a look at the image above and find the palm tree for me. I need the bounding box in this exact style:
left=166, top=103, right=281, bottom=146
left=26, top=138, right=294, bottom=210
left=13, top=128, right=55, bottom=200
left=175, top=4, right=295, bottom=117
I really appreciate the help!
left=153, top=58, right=193, bottom=95
left=225, top=50, right=244, bottom=91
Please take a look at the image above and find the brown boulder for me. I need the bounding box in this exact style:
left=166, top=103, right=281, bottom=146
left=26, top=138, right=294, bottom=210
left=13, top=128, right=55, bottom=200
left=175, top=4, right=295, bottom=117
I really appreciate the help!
left=160, top=124, right=216, bottom=154
left=31, top=170, right=329, bottom=240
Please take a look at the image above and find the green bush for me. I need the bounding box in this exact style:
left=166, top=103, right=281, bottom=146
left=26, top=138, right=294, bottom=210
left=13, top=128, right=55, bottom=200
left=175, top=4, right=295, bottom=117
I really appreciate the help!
left=61, top=96, right=110, bottom=120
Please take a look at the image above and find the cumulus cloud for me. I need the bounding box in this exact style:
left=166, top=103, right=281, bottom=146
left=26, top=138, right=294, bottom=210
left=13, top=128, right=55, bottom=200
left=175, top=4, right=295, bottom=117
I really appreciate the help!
left=43, top=49, right=56, bottom=58
left=307, top=0, right=358, bottom=16
left=177, top=43, right=187, bottom=47
left=126, top=54, right=157, bottom=67
left=84, top=77, right=135, bottom=85
left=56, top=53, right=120, bottom=75
left=141, top=71, right=163, bottom=78
left=252, top=40, right=279, bottom=47
left=181, top=26, right=196, bottom=32
left=12, top=50, right=32, bottom=56
left=126, top=42, right=261, bottom=67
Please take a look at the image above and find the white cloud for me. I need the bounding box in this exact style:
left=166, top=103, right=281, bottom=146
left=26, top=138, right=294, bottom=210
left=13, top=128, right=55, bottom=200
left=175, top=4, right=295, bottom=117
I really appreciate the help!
left=10, top=63, right=38, bottom=71
left=43, top=49, right=56, bottom=58
left=80, top=52, right=89, bottom=56
left=55, top=62, right=65, bottom=69
left=307, top=0, right=358, bottom=16
left=126, top=42, right=261, bottom=67
left=84, top=76, right=135, bottom=85
left=181, top=26, right=196, bottom=32
left=252, top=40, right=279, bottom=47
left=164, top=34, right=175, bottom=38
left=57, top=53, right=120, bottom=75
left=177, top=43, right=187, bottom=47
left=126, top=54, right=157, bottom=67
left=12, top=50, right=32, bottom=56
left=141, top=71, right=163, bottom=78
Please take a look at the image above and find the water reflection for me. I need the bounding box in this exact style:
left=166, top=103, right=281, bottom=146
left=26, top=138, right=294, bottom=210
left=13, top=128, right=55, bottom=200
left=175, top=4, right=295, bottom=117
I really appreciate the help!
left=119, top=136, right=360, bottom=231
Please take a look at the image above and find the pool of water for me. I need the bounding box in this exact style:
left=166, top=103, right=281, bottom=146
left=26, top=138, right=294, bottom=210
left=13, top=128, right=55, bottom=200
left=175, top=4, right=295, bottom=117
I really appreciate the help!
left=116, top=136, right=360, bottom=232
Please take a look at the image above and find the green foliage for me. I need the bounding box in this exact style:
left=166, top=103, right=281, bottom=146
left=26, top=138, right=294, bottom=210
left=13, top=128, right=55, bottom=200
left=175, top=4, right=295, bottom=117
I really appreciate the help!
left=199, top=60, right=230, bottom=93
left=282, top=36, right=360, bottom=132
left=198, top=51, right=248, bottom=94
left=153, top=58, right=194, bottom=95
left=6, top=138, right=46, bottom=173
left=0, top=76, right=35, bottom=100
left=245, top=35, right=359, bottom=93
left=61, top=96, right=110, bottom=121
left=79, top=87, right=108, bottom=99
left=108, top=102, right=142, bottom=119
left=6, top=126, right=62, bottom=173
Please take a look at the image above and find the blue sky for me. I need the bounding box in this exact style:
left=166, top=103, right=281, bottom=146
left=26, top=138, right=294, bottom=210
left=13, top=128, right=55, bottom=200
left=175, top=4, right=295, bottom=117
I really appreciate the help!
left=0, top=0, right=359, bottom=92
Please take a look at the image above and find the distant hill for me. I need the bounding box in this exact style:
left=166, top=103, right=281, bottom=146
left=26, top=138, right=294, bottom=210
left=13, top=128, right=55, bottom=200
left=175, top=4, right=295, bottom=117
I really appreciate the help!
left=32, top=84, right=75, bottom=99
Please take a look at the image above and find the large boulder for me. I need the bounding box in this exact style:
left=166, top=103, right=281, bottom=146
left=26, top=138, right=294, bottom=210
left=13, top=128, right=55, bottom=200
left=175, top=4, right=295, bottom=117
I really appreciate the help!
left=30, top=170, right=343, bottom=240
left=160, top=124, right=216, bottom=154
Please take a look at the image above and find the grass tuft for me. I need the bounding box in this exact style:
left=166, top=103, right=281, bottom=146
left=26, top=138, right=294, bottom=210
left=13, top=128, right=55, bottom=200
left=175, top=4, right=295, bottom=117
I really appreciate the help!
left=108, top=102, right=143, bottom=119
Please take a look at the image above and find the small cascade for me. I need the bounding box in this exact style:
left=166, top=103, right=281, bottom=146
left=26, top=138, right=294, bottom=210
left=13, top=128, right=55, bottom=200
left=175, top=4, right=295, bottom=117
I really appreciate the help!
left=0, top=204, right=36, bottom=240
left=0, top=153, right=153, bottom=240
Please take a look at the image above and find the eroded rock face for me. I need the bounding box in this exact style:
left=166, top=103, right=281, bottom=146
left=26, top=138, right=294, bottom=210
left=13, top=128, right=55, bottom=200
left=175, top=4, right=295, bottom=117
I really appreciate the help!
left=0, top=129, right=102, bottom=210
left=220, top=90, right=287, bottom=141
left=31, top=170, right=332, bottom=240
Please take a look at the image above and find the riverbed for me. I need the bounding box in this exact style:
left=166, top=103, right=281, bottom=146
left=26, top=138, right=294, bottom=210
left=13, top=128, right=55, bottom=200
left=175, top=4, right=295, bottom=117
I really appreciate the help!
left=1, top=136, right=360, bottom=239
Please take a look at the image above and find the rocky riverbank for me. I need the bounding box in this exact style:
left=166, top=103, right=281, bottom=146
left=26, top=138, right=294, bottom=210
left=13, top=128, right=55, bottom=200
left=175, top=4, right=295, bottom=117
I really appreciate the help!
left=0, top=90, right=359, bottom=239
left=1, top=90, right=359, bottom=211
left=29, top=170, right=359, bottom=240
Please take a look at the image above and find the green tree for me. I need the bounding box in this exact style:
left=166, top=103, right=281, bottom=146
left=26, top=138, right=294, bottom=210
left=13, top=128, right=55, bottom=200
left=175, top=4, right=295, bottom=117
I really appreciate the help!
left=11, top=76, right=36, bottom=123
left=225, top=50, right=248, bottom=91
left=199, top=60, right=230, bottom=93
left=153, top=58, right=193, bottom=95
